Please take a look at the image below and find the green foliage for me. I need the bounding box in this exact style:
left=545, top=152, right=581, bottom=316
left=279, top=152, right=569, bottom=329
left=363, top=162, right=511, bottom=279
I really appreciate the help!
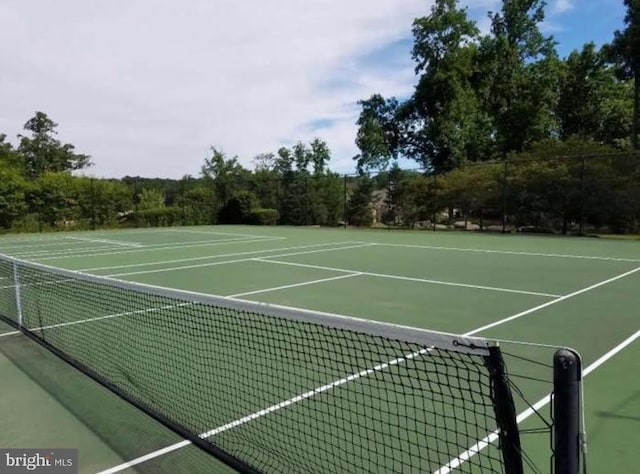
left=76, top=178, right=132, bottom=227
left=558, top=43, right=632, bottom=145
left=218, top=190, right=258, bottom=224
left=137, top=188, right=166, bottom=211
left=29, top=172, right=81, bottom=228
left=17, top=112, right=91, bottom=178
left=248, top=208, right=279, bottom=225
left=606, top=0, right=640, bottom=148
left=355, top=95, right=401, bottom=172
left=347, top=176, right=374, bottom=227
left=131, top=207, right=181, bottom=227
left=202, top=147, right=251, bottom=204
left=0, top=163, right=28, bottom=229
left=177, top=184, right=217, bottom=225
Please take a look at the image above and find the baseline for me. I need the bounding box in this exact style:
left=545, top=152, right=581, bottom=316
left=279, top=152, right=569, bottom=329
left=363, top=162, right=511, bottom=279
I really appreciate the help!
left=27, top=237, right=285, bottom=261
left=64, top=236, right=144, bottom=248
left=374, top=242, right=640, bottom=263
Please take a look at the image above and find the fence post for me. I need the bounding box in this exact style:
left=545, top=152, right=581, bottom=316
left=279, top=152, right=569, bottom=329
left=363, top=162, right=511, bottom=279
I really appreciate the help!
left=90, top=177, right=97, bottom=230
left=181, top=177, right=187, bottom=226
left=502, top=159, right=509, bottom=233
left=433, top=173, right=437, bottom=232
left=578, top=157, right=586, bottom=237
left=13, top=261, right=23, bottom=328
left=343, top=174, right=348, bottom=228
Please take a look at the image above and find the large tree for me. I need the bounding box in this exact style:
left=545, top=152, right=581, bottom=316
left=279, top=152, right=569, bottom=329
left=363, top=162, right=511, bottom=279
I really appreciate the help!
left=558, top=43, right=632, bottom=145
left=17, top=112, right=91, bottom=178
left=607, top=0, right=640, bottom=148
left=478, top=0, right=559, bottom=153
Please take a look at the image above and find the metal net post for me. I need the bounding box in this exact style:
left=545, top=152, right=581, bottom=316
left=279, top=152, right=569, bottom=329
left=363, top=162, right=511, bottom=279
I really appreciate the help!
left=552, top=349, right=582, bottom=474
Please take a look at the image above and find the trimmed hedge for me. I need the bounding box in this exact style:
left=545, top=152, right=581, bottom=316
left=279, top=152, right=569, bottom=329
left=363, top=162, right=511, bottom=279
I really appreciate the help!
left=249, top=208, right=279, bottom=225
left=128, top=206, right=181, bottom=227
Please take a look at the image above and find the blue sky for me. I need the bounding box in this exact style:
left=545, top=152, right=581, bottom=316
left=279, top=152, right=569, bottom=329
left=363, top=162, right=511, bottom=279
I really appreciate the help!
left=0, top=0, right=629, bottom=178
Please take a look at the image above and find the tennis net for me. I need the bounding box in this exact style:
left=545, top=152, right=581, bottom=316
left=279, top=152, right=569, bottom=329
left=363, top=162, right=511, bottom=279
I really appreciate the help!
left=0, top=255, right=523, bottom=473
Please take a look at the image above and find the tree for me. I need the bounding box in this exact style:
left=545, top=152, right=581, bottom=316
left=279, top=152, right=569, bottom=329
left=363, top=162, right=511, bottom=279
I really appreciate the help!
left=478, top=0, right=558, bottom=153
left=17, top=112, right=91, bottom=177
left=0, top=163, right=28, bottom=228
left=409, top=0, right=484, bottom=169
left=137, top=188, right=166, bottom=210
left=347, top=176, right=374, bottom=226
left=201, top=147, right=250, bottom=204
left=558, top=43, right=632, bottom=145
left=606, top=0, right=640, bottom=148
left=309, top=138, right=331, bottom=175
left=0, top=134, right=24, bottom=171
left=354, top=95, right=401, bottom=172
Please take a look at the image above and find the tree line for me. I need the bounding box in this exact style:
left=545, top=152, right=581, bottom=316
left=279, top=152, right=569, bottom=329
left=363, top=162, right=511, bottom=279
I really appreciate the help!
left=0, top=0, right=638, bottom=234
left=355, top=0, right=640, bottom=173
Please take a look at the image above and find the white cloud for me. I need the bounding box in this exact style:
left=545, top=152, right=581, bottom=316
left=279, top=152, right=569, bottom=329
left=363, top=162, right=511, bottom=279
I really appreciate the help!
left=0, top=0, right=431, bottom=177
left=552, top=0, right=575, bottom=14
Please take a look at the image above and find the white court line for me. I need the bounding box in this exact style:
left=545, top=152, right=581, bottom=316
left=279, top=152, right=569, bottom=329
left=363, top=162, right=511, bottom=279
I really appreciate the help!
left=15, top=236, right=278, bottom=258
left=465, top=266, right=640, bottom=335
left=0, top=240, right=86, bottom=251
left=79, top=242, right=367, bottom=272
left=96, top=346, right=435, bottom=474
left=163, top=228, right=280, bottom=239
left=434, top=328, right=640, bottom=474
left=98, top=267, right=640, bottom=474
left=0, top=244, right=370, bottom=292
left=0, top=303, right=191, bottom=339
left=227, top=273, right=363, bottom=298
left=106, top=243, right=376, bottom=277
left=256, top=258, right=560, bottom=298
left=95, top=264, right=640, bottom=474
left=375, top=242, right=640, bottom=263
left=64, top=236, right=144, bottom=248
left=29, top=237, right=284, bottom=260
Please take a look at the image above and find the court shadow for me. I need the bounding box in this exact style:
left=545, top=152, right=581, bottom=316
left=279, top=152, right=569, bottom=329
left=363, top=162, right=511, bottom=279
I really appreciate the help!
left=0, top=334, right=235, bottom=474
left=593, top=391, right=640, bottom=423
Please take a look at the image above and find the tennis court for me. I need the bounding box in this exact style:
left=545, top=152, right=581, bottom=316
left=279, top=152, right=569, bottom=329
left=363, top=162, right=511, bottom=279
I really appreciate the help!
left=0, top=226, right=638, bottom=473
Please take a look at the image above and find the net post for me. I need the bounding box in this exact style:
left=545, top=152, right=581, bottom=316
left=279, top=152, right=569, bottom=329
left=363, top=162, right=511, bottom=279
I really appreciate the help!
left=485, top=345, right=524, bottom=474
left=553, top=348, right=582, bottom=474
left=12, top=260, right=23, bottom=327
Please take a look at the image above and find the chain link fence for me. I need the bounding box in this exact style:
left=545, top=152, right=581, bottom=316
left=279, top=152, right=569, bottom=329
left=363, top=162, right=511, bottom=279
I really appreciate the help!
left=9, top=153, right=640, bottom=236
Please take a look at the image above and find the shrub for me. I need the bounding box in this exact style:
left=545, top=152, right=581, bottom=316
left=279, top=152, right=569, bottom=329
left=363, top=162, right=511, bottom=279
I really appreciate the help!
left=128, top=206, right=181, bottom=227
left=249, top=208, right=279, bottom=225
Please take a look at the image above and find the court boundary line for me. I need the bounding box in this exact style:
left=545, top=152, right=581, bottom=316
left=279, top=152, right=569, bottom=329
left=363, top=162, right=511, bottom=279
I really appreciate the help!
left=162, top=228, right=280, bottom=239
left=27, top=237, right=285, bottom=260
left=0, top=303, right=192, bottom=339
left=64, top=236, right=144, bottom=248
left=227, top=273, right=363, bottom=298
left=94, top=264, right=640, bottom=474
left=463, top=265, right=640, bottom=335
left=14, top=237, right=271, bottom=258
left=255, top=258, right=561, bottom=298
left=374, top=242, right=640, bottom=263
left=434, top=328, right=640, bottom=473
left=105, top=243, right=376, bottom=277
left=79, top=241, right=369, bottom=272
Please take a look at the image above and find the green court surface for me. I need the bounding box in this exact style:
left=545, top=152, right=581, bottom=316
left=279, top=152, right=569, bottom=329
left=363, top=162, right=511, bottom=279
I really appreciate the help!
left=0, top=226, right=638, bottom=473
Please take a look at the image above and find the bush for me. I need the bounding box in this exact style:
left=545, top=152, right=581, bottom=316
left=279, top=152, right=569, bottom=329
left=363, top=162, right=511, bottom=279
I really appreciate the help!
left=218, top=190, right=258, bottom=224
left=128, top=206, right=181, bottom=227
left=249, top=208, right=279, bottom=225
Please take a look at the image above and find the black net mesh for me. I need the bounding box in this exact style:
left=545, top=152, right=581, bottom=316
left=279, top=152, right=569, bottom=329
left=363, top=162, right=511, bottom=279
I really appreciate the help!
left=0, top=258, right=520, bottom=473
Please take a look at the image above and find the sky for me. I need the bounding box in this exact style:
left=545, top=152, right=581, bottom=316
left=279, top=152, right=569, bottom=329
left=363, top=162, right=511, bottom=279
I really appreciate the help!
left=0, top=0, right=627, bottom=178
